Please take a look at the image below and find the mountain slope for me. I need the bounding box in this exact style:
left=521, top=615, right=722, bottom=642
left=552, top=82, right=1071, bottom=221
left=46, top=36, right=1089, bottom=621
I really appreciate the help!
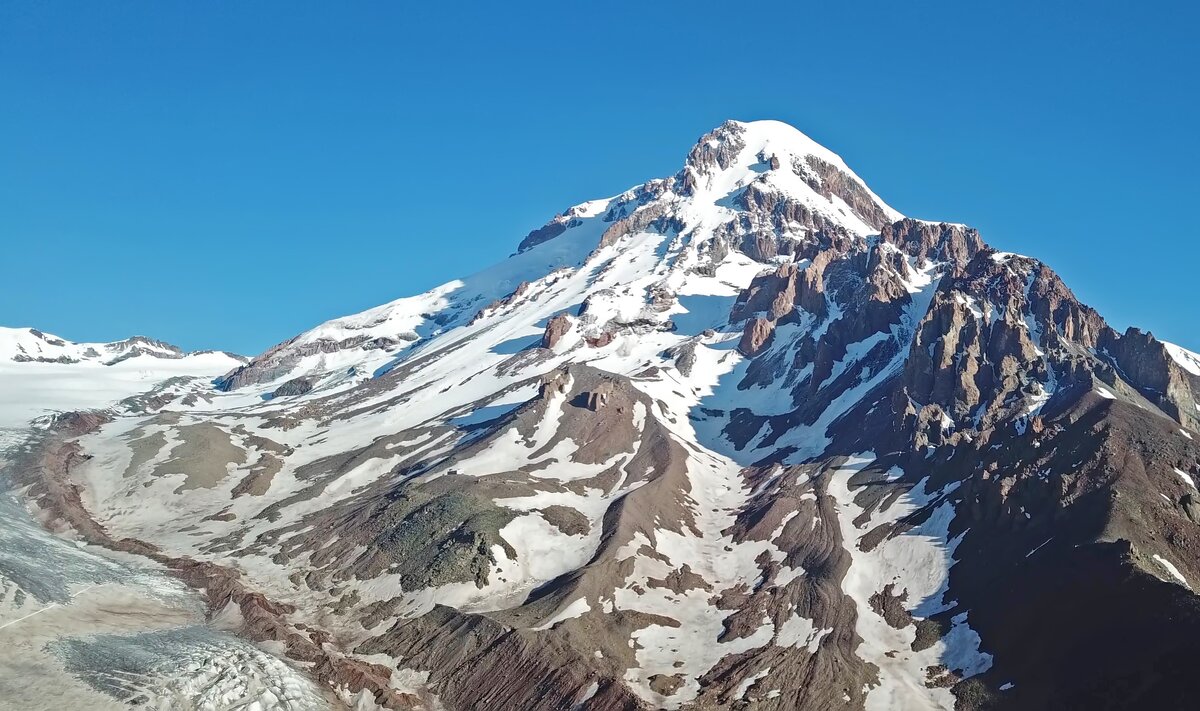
left=10, top=120, right=1200, bottom=710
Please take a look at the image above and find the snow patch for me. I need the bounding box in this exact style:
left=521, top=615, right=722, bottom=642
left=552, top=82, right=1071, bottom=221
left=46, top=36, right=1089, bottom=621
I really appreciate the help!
left=1152, top=554, right=1191, bottom=589
left=1174, top=468, right=1196, bottom=489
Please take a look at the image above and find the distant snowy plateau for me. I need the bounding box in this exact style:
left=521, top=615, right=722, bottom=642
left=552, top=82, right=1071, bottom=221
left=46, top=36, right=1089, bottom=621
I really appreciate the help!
left=3, top=120, right=1199, bottom=711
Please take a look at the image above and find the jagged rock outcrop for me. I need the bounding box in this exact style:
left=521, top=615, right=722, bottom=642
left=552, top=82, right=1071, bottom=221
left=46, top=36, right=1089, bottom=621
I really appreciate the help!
left=881, top=219, right=984, bottom=271
left=1099, top=326, right=1200, bottom=431
left=517, top=215, right=579, bottom=253
left=271, top=376, right=314, bottom=397
left=541, top=313, right=573, bottom=350
left=215, top=333, right=403, bottom=390
left=738, top=317, right=775, bottom=356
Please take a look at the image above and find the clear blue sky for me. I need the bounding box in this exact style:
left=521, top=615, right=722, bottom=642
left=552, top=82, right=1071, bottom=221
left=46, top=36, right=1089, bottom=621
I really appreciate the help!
left=2, top=2, right=1197, bottom=355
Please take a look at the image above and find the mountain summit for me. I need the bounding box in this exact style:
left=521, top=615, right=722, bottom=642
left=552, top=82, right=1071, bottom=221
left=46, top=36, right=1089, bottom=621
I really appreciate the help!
left=6, top=120, right=1200, bottom=710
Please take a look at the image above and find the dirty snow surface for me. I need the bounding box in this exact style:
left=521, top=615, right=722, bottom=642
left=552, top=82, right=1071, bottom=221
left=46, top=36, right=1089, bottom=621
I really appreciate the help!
left=0, top=343, right=331, bottom=710
left=0, top=487, right=332, bottom=710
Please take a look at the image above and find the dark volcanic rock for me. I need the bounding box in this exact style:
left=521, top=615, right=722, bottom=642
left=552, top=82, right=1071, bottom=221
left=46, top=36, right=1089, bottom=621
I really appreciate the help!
left=271, top=376, right=314, bottom=398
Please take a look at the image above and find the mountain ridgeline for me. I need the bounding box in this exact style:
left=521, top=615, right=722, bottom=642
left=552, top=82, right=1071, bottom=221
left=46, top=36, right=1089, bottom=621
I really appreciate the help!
left=7, top=120, right=1200, bottom=711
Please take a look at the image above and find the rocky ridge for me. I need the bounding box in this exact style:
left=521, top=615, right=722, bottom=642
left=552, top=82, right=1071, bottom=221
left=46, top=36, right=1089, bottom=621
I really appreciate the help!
left=0, top=327, right=225, bottom=366
left=6, top=120, right=1200, bottom=711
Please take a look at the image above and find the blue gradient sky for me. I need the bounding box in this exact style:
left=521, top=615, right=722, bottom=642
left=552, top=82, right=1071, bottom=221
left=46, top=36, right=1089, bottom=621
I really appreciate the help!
left=2, top=2, right=1196, bottom=354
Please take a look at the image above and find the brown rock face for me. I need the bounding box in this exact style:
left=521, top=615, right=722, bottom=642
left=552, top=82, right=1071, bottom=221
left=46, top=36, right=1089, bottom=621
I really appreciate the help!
left=677, top=121, right=747, bottom=197
left=933, top=391, right=1200, bottom=711
left=541, top=313, right=573, bottom=349
left=732, top=263, right=799, bottom=321
left=358, top=606, right=642, bottom=711
left=597, top=202, right=683, bottom=251
left=739, top=317, right=775, bottom=356
left=729, top=248, right=837, bottom=342
left=735, top=183, right=857, bottom=260
left=469, top=281, right=532, bottom=324
left=803, top=156, right=895, bottom=231
left=517, top=200, right=608, bottom=252
left=1099, top=326, right=1200, bottom=432
left=797, top=249, right=836, bottom=317
left=586, top=331, right=615, bottom=348
left=880, top=219, right=984, bottom=271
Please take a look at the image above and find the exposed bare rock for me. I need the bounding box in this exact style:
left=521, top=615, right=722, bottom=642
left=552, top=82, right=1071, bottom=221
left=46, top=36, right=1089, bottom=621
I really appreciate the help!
left=646, top=564, right=712, bottom=594
left=10, top=414, right=416, bottom=710
left=275, top=475, right=519, bottom=592
left=597, top=202, right=683, bottom=250
left=517, top=198, right=615, bottom=252
left=541, top=313, right=573, bottom=349
left=357, top=606, right=643, bottom=711
left=804, top=156, right=895, bottom=231
left=586, top=330, right=615, bottom=348
left=869, top=583, right=914, bottom=629
left=732, top=262, right=800, bottom=322
left=1100, top=326, right=1200, bottom=431
left=469, top=281, right=531, bottom=324
left=881, top=218, right=984, bottom=270
left=101, top=336, right=186, bottom=364
left=517, top=216, right=578, bottom=253
left=217, top=333, right=405, bottom=390
left=797, top=248, right=838, bottom=316
left=735, top=183, right=856, bottom=260
left=271, top=376, right=314, bottom=397
left=540, top=505, right=590, bottom=536
left=664, top=341, right=698, bottom=376
left=677, top=120, right=747, bottom=196
left=1024, top=260, right=1107, bottom=348
left=738, top=317, right=775, bottom=356
left=648, top=674, right=684, bottom=696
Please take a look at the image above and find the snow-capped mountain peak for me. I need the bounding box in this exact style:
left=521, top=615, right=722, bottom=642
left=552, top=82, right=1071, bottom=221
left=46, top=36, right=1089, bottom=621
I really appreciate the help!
left=679, top=119, right=903, bottom=231
left=11, top=119, right=1200, bottom=710
left=217, top=119, right=908, bottom=395
left=0, top=326, right=245, bottom=433
left=0, top=326, right=185, bottom=365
